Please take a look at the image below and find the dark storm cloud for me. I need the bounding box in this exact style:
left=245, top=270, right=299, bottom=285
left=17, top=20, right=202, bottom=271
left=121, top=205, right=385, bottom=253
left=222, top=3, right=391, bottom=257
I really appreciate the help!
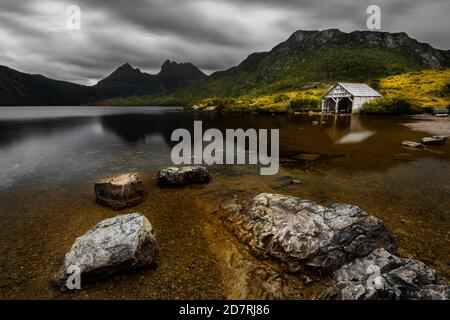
left=75, top=0, right=252, bottom=47
left=0, top=0, right=448, bottom=84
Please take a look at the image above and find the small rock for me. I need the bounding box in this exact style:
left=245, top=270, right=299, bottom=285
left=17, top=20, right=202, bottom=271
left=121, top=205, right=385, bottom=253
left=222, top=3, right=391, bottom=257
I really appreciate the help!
left=422, top=136, right=447, bottom=146
left=54, top=213, right=158, bottom=291
left=320, top=248, right=449, bottom=300
left=157, top=166, right=211, bottom=187
left=294, top=153, right=322, bottom=161
left=94, top=172, right=144, bottom=210
left=218, top=193, right=397, bottom=274
left=270, top=176, right=303, bottom=189
left=401, top=141, right=424, bottom=149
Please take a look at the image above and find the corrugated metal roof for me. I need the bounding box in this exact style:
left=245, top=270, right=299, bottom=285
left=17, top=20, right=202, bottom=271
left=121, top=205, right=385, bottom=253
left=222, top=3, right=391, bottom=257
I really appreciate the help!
left=337, top=83, right=382, bottom=97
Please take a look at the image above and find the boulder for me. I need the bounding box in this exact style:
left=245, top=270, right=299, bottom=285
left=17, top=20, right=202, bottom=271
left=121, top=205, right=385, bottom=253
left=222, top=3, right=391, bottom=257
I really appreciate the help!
left=218, top=193, right=397, bottom=273
left=94, top=172, right=144, bottom=210
left=422, top=136, right=447, bottom=146
left=320, top=248, right=449, bottom=300
left=54, top=213, right=158, bottom=290
left=401, top=141, right=424, bottom=149
left=157, top=166, right=211, bottom=187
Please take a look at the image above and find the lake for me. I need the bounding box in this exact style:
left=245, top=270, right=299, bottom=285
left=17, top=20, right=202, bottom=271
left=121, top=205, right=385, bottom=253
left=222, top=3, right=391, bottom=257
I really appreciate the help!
left=0, top=106, right=449, bottom=299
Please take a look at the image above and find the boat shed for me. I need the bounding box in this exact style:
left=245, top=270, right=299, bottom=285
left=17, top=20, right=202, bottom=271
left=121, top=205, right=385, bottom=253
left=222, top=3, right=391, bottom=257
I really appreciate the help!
left=322, top=83, right=382, bottom=114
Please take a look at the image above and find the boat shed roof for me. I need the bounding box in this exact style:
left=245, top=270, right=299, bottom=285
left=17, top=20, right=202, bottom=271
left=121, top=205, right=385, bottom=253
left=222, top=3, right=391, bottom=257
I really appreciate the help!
left=323, top=83, right=382, bottom=98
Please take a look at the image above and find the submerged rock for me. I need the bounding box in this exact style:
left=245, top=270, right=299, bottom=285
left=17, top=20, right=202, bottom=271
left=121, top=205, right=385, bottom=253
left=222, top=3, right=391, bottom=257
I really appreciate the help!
left=157, top=166, right=211, bottom=187
left=218, top=193, right=397, bottom=274
left=54, top=213, right=158, bottom=291
left=269, top=176, right=303, bottom=189
left=94, top=172, right=144, bottom=210
left=422, top=136, right=447, bottom=146
left=401, top=141, right=424, bottom=149
left=320, top=248, right=449, bottom=300
left=279, top=152, right=327, bottom=169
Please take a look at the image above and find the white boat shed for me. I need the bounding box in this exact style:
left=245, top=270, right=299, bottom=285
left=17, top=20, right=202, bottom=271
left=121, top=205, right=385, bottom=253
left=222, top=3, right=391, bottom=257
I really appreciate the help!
left=322, top=83, right=382, bottom=114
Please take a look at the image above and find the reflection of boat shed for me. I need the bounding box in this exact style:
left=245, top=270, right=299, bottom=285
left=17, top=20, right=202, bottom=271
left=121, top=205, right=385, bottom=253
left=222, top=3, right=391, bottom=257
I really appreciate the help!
left=322, top=83, right=382, bottom=114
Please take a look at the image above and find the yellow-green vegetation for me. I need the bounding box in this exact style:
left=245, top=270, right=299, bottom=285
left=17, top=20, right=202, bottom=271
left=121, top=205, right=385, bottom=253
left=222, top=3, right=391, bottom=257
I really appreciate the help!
left=378, top=69, right=450, bottom=107
left=189, top=88, right=327, bottom=113
left=191, top=70, right=450, bottom=113
left=96, top=69, right=450, bottom=114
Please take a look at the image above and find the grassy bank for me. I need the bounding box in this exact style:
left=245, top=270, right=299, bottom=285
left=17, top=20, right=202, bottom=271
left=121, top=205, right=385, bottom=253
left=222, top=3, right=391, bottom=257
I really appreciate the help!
left=95, top=69, right=450, bottom=113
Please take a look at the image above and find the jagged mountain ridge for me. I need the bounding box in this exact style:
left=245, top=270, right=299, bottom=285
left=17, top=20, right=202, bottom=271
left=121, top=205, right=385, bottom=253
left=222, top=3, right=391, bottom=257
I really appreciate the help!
left=0, top=60, right=206, bottom=106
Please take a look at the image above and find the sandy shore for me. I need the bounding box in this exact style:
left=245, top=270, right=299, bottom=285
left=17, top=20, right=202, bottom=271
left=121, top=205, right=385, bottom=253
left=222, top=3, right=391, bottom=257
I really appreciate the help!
left=402, top=114, right=450, bottom=136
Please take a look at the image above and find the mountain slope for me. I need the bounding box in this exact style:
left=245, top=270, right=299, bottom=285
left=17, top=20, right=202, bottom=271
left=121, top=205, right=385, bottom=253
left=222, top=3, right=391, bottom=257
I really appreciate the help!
left=172, top=29, right=450, bottom=99
left=0, top=65, right=95, bottom=106
left=0, top=60, right=206, bottom=106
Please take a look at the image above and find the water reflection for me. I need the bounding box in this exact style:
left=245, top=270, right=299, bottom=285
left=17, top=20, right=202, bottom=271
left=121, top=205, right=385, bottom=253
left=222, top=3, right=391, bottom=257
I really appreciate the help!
left=0, top=107, right=448, bottom=189
left=0, top=107, right=450, bottom=297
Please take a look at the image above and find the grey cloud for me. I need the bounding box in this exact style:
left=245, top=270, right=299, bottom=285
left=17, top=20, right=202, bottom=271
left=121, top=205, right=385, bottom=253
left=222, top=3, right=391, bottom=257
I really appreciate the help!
left=0, top=0, right=448, bottom=84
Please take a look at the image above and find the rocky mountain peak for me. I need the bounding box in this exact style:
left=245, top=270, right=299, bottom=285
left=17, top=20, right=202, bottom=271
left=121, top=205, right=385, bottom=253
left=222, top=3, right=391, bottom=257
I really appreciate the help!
left=158, top=60, right=206, bottom=81
left=115, top=63, right=140, bottom=74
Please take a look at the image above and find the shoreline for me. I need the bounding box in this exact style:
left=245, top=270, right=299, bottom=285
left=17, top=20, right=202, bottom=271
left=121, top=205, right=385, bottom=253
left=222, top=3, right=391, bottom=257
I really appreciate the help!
left=402, top=114, right=450, bottom=136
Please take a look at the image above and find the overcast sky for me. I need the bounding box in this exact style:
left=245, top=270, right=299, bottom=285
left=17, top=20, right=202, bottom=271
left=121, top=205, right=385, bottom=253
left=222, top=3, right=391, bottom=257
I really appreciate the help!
left=0, top=0, right=449, bottom=85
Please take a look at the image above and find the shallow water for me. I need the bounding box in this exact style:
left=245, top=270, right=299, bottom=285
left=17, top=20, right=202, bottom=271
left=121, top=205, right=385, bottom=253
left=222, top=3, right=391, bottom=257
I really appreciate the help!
left=0, top=107, right=449, bottom=299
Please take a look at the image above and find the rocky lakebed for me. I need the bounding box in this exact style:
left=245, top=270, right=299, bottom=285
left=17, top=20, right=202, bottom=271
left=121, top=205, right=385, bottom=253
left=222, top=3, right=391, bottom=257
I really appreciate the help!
left=0, top=108, right=449, bottom=300
left=51, top=166, right=449, bottom=300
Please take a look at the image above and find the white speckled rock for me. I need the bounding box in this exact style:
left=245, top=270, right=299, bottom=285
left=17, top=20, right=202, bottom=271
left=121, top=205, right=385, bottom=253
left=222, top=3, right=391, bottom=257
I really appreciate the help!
left=219, top=193, right=397, bottom=273
left=94, top=172, right=144, bottom=210
left=157, top=166, right=211, bottom=187
left=422, top=136, right=447, bottom=146
left=401, top=141, right=424, bottom=149
left=54, top=213, right=158, bottom=290
left=320, top=248, right=449, bottom=300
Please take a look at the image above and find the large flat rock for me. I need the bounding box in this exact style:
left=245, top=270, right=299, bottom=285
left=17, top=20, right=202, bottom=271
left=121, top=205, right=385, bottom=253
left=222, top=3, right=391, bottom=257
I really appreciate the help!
left=94, top=172, right=144, bottom=210
left=320, top=248, right=449, bottom=300
left=54, top=213, right=158, bottom=290
left=218, top=193, right=397, bottom=273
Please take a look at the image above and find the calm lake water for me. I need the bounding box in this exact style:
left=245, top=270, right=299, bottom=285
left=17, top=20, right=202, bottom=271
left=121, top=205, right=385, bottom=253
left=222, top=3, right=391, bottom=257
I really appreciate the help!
left=0, top=106, right=449, bottom=299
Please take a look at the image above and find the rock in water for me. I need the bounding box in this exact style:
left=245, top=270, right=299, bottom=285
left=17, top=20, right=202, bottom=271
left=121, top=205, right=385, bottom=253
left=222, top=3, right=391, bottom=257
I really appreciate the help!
left=94, top=172, right=144, bottom=210
left=219, top=193, right=397, bottom=273
left=422, top=136, right=447, bottom=146
left=320, top=248, right=449, bottom=300
left=54, top=213, right=158, bottom=290
left=157, top=166, right=211, bottom=187
left=401, top=141, right=424, bottom=149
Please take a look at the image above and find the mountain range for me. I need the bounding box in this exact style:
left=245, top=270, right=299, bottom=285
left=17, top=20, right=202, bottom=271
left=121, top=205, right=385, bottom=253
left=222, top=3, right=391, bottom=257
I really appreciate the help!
left=1, top=29, right=449, bottom=106
left=0, top=60, right=206, bottom=106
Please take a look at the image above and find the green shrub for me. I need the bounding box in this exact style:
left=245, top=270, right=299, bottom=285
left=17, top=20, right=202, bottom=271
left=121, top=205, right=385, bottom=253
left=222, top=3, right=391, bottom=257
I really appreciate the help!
left=360, top=97, right=419, bottom=115
left=291, top=98, right=320, bottom=111
left=274, top=94, right=289, bottom=103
